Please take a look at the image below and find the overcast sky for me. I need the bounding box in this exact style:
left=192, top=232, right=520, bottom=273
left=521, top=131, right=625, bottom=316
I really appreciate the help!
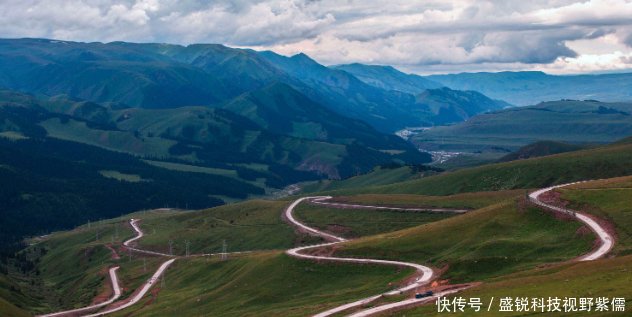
left=2, top=0, right=632, bottom=74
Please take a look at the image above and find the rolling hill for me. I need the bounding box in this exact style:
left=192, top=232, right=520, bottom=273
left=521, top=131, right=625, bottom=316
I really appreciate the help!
left=410, top=100, right=632, bottom=152
left=1, top=88, right=429, bottom=182
left=318, top=136, right=632, bottom=197
left=498, top=140, right=586, bottom=162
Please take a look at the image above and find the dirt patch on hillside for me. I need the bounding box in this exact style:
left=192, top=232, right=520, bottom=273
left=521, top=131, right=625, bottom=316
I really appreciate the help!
left=325, top=224, right=352, bottom=236
left=91, top=268, right=114, bottom=305
left=105, top=243, right=121, bottom=260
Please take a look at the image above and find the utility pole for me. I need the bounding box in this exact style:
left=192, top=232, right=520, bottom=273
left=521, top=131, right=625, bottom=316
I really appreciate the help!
left=168, top=240, right=174, bottom=256
left=221, top=240, right=227, bottom=261
left=185, top=240, right=190, bottom=257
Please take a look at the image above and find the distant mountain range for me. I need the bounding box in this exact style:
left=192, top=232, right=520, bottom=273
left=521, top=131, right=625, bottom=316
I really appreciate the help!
left=333, top=63, right=442, bottom=94
left=427, top=71, right=632, bottom=106
left=0, top=38, right=508, bottom=132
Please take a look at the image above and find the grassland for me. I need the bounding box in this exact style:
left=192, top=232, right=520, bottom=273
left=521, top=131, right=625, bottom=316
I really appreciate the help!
left=110, top=252, right=413, bottom=317
left=330, top=190, right=523, bottom=209
left=326, top=141, right=632, bottom=196
left=411, top=100, right=632, bottom=152
left=558, top=176, right=632, bottom=255
left=335, top=200, right=594, bottom=283
left=300, top=166, right=426, bottom=193
left=294, top=203, right=454, bottom=239
left=3, top=218, right=170, bottom=316
left=397, top=254, right=632, bottom=316
left=292, top=191, right=522, bottom=239
left=389, top=177, right=632, bottom=316
left=136, top=200, right=300, bottom=255
left=6, top=169, right=630, bottom=316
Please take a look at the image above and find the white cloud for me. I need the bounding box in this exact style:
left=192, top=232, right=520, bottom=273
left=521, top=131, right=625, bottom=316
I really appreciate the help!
left=1, top=0, right=632, bottom=73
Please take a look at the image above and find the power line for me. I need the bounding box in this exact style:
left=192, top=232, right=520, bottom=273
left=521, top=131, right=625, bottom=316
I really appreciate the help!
left=221, top=239, right=227, bottom=261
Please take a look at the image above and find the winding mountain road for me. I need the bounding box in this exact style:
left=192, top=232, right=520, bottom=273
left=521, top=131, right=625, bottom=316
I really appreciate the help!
left=528, top=181, right=614, bottom=261
left=38, top=218, right=176, bottom=317
left=285, top=196, right=466, bottom=317
left=287, top=182, right=615, bottom=317
left=41, top=180, right=615, bottom=317
left=38, top=267, right=121, bottom=317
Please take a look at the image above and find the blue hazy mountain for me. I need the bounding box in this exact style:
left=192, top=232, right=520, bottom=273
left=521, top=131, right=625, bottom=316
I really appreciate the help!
left=334, top=63, right=443, bottom=94
left=427, top=71, right=632, bottom=106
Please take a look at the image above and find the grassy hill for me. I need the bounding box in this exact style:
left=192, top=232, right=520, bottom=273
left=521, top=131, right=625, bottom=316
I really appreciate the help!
left=1, top=88, right=429, bottom=182
left=411, top=100, right=632, bottom=152
left=317, top=138, right=632, bottom=196
left=398, top=176, right=632, bottom=316
left=413, top=87, right=510, bottom=126
left=109, top=252, right=412, bottom=317
left=499, top=140, right=586, bottom=162
left=135, top=200, right=298, bottom=255
left=4, top=168, right=630, bottom=316
left=0, top=135, right=267, bottom=256
left=3, top=193, right=469, bottom=316
left=300, top=164, right=441, bottom=193
left=558, top=176, right=632, bottom=254
left=336, top=200, right=592, bottom=282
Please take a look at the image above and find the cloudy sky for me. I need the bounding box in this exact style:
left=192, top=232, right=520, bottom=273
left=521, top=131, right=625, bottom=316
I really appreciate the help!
left=2, top=0, right=632, bottom=74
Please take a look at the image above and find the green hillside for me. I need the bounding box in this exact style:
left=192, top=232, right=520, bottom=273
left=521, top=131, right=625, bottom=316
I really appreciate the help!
left=320, top=139, right=632, bottom=196
left=411, top=100, right=632, bottom=152
left=110, top=252, right=412, bottom=317
left=300, top=164, right=441, bottom=193
left=336, top=200, right=592, bottom=282
left=499, top=140, right=586, bottom=162
left=413, top=87, right=510, bottom=126
left=1, top=88, right=428, bottom=182
left=398, top=176, right=632, bottom=316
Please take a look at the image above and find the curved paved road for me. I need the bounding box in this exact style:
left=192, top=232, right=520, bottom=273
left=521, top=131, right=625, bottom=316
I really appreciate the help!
left=285, top=196, right=466, bottom=317
left=528, top=181, right=614, bottom=261
left=82, top=258, right=176, bottom=317
left=39, top=219, right=176, bottom=317
left=41, top=180, right=615, bottom=317
left=37, top=266, right=121, bottom=317
left=287, top=182, right=615, bottom=317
